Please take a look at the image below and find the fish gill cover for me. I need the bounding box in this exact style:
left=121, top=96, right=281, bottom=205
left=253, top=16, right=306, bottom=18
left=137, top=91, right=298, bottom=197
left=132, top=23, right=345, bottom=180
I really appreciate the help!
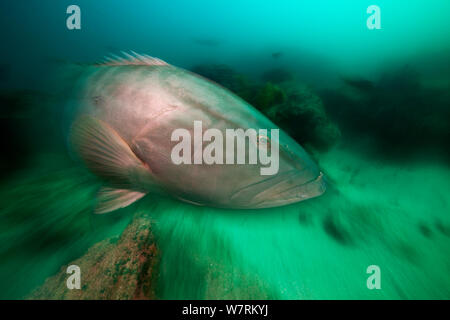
left=0, top=0, right=449, bottom=300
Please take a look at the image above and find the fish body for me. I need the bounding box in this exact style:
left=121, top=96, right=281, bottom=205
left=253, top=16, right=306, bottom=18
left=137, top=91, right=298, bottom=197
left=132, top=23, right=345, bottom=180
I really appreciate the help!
left=71, top=53, right=325, bottom=213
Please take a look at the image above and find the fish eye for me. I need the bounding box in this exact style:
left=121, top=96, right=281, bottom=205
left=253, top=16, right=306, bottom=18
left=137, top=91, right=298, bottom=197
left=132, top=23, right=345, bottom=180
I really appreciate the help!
left=258, top=134, right=271, bottom=149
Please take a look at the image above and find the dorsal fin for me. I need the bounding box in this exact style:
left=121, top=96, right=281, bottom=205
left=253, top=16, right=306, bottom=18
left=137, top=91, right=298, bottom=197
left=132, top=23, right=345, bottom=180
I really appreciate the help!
left=97, top=51, right=170, bottom=67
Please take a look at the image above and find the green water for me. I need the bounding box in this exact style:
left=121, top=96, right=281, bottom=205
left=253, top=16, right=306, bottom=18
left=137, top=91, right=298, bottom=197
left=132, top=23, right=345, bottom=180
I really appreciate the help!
left=123, top=148, right=450, bottom=299
left=0, top=147, right=448, bottom=299
left=0, top=0, right=449, bottom=299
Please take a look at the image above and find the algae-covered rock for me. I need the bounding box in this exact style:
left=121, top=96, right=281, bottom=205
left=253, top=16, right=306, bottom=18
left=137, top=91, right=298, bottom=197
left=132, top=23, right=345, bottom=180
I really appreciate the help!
left=28, top=211, right=159, bottom=300
left=191, top=64, right=340, bottom=152
left=265, top=82, right=341, bottom=151
left=261, top=67, right=293, bottom=84
left=321, top=67, right=450, bottom=161
left=254, top=82, right=286, bottom=111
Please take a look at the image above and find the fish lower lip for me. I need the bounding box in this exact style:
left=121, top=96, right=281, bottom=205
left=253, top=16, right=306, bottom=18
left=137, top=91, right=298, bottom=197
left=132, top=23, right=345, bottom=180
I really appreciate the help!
left=277, top=171, right=325, bottom=196
left=229, top=169, right=298, bottom=201
left=251, top=171, right=326, bottom=207
left=230, top=168, right=324, bottom=207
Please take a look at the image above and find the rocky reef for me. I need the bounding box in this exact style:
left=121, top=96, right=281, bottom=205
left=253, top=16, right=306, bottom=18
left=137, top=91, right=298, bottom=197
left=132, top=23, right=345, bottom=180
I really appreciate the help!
left=28, top=211, right=159, bottom=300
left=320, top=66, right=450, bottom=162
left=262, top=81, right=341, bottom=151
left=192, top=64, right=341, bottom=153
left=261, top=67, right=293, bottom=83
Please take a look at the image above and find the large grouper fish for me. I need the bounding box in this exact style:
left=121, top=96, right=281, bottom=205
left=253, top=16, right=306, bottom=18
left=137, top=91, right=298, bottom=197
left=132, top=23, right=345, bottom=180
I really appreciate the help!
left=70, top=52, right=326, bottom=213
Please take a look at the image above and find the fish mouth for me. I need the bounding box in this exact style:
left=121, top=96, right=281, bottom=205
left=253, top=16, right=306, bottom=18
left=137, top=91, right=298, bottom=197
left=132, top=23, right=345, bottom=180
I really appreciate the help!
left=251, top=172, right=326, bottom=208
left=230, top=169, right=326, bottom=208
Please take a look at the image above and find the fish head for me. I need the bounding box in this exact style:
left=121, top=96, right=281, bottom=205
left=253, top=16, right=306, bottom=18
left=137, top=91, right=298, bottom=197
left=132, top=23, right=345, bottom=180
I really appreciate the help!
left=229, top=130, right=326, bottom=209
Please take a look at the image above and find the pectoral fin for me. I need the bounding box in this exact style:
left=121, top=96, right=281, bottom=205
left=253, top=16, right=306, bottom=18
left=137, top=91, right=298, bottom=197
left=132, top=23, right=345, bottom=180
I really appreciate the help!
left=71, top=115, right=155, bottom=213
left=96, top=187, right=146, bottom=214
left=71, top=115, right=153, bottom=189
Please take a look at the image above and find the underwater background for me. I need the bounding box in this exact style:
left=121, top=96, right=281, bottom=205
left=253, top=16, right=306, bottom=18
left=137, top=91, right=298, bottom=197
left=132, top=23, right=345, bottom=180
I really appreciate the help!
left=0, top=0, right=449, bottom=299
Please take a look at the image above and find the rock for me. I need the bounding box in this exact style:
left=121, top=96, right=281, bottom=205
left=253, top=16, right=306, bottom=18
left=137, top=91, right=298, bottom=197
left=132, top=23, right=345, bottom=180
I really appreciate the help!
left=261, top=68, right=293, bottom=83
left=28, top=211, right=159, bottom=300
left=265, top=82, right=341, bottom=151
left=254, top=82, right=286, bottom=111
left=321, top=66, right=450, bottom=161
left=191, top=64, right=340, bottom=152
